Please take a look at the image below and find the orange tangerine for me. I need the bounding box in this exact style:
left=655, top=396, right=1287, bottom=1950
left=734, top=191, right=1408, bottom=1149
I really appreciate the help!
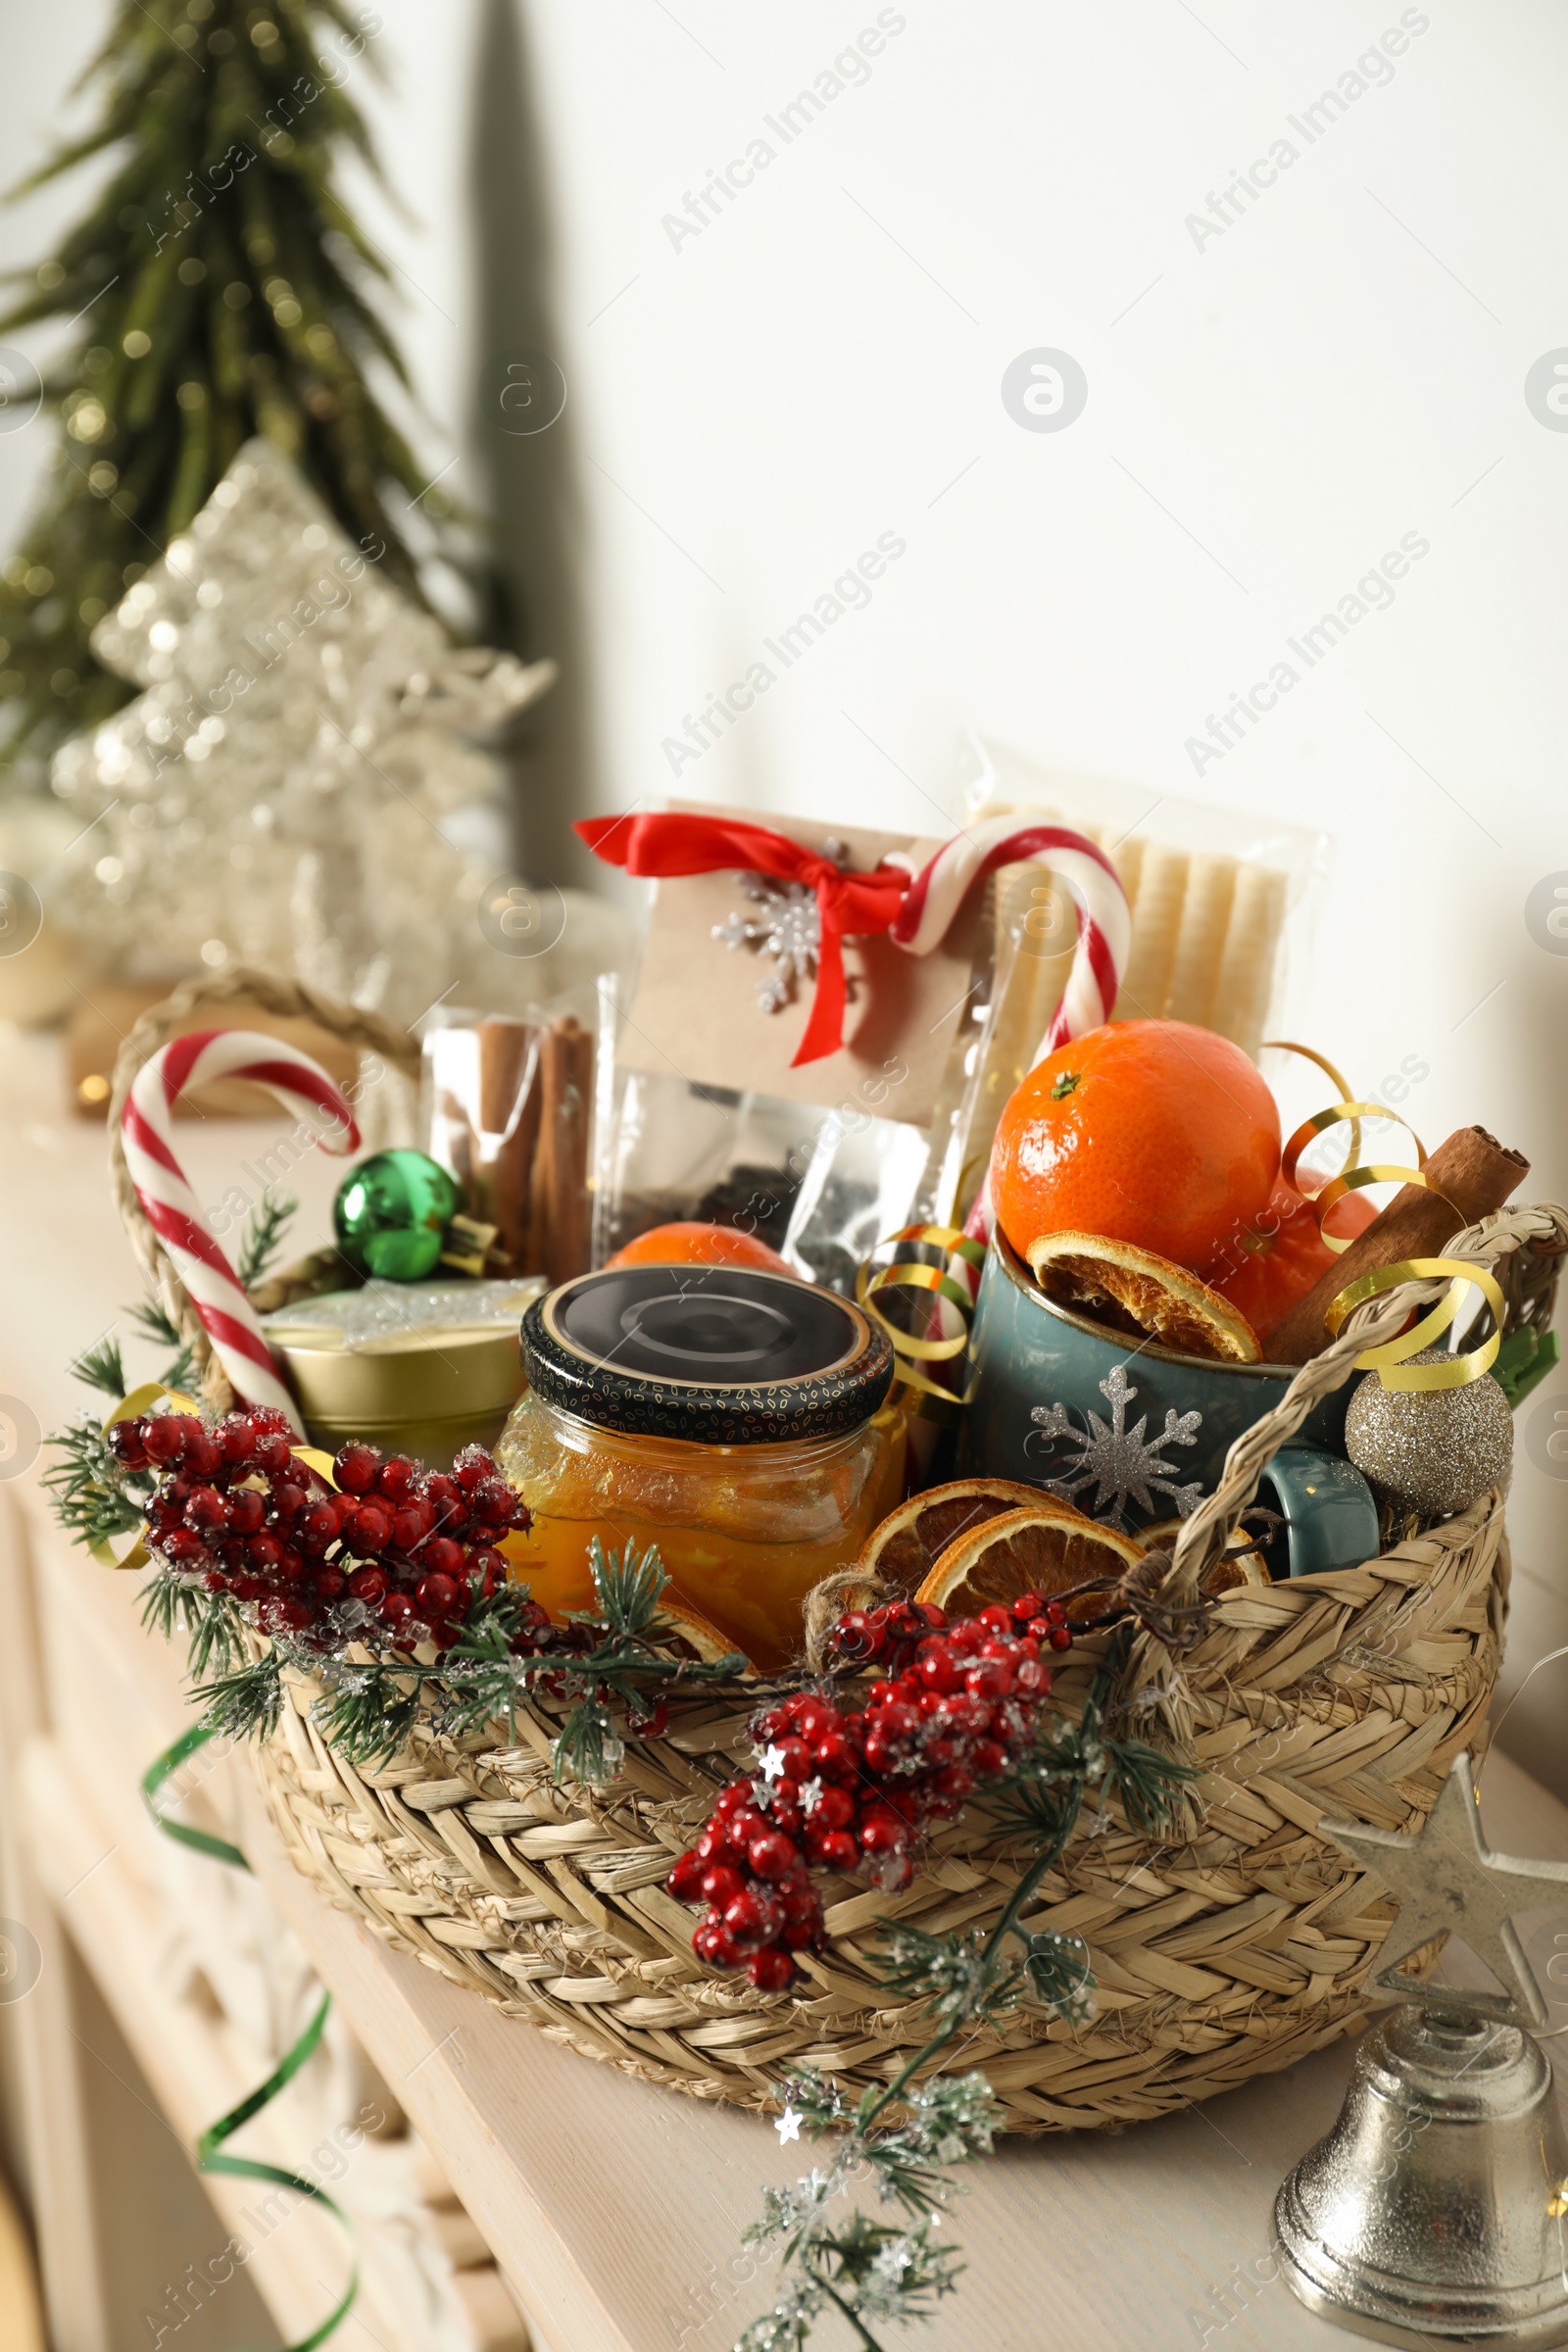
left=604, top=1221, right=793, bottom=1275
left=1204, top=1179, right=1378, bottom=1350
left=991, top=1019, right=1280, bottom=1276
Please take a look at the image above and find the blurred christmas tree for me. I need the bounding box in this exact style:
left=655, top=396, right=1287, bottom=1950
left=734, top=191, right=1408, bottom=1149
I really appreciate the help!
left=0, top=0, right=434, bottom=790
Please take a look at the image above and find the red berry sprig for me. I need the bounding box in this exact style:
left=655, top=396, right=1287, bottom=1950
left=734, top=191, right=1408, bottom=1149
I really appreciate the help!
left=125, top=1409, right=542, bottom=1651
left=665, top=1592, right=1067, bottom=1991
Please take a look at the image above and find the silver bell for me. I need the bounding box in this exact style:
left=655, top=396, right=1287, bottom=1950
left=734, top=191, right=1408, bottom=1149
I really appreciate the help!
left=1277, top=2001, right=1568, bottom=2346
left=1275, top=1753, right=1568, bottom=2348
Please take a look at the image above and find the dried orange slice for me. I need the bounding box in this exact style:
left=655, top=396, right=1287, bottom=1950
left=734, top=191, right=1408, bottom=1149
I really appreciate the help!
left=649, top=1592, right=753, bottom=1670
left=857, top=1477, right=1072, bottom=1601
left=1141, top=1517, right=1270, bottom=1596
left=1026, top=1231, right=1260, bottom=1364
left=915, top=1503, right=1145, bottom=1624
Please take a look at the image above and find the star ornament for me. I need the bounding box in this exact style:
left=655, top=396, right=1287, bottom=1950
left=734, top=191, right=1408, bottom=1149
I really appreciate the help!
left=1324, top=1752, right=1568, bottom=2028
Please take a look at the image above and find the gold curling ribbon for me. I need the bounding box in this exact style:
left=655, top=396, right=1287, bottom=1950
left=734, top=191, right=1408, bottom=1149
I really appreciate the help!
left=104, top=1380, right=201, bottom=1430
left=1269, top=1039, right=1504, bottom=1383
left=290, top=1446, right=339, bottom=1487
left=1267, top=1046, right=1493, bottom=1392
left=1280, top=1099, right=1443, bottom=1254
left=1263, top=1041, right=1357, bottom=1150
left=1263, top=1041, right=1353, bottom=1093
left=93, top=1382, right=202, bottom=1570
left=1324, top=1256, right=1507, bottom=1390
left=857, top=1225, right=986, bottom=1410
left=91, top=1526, right=149, bottom=1577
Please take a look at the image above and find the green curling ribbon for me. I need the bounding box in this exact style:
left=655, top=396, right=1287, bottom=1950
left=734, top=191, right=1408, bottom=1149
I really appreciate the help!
left=142, top=1722, right=248, bottom=1869
left=196, top=1989, right=359, bottom=2352
left=144, top=1724, right=358, bottom=2351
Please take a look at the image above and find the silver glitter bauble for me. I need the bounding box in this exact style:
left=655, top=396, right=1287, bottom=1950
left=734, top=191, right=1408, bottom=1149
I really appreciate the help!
left=1344, top=1348, right=1513, bottom=1516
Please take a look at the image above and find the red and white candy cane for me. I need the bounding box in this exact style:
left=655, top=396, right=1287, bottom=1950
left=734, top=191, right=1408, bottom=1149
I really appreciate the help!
left=892, top=817, right=1132, bottom=1256
left=121, top=1030, right=360, bottom=1430
left=890, top=815, right=1130, bottom=1061
left=576, top=808, right=1129, bottom=1070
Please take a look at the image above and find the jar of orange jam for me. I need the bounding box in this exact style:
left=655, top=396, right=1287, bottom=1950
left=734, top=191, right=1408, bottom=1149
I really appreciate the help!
left=495, top=1265, right=904, bottom=1670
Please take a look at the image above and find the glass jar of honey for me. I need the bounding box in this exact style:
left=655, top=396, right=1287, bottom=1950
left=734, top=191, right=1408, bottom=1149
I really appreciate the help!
left=495, top=1265, right=904, bottom=1670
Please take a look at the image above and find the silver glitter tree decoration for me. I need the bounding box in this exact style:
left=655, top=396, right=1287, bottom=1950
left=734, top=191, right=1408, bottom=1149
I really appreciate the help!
left=47, top=440, right=557, bottom=1019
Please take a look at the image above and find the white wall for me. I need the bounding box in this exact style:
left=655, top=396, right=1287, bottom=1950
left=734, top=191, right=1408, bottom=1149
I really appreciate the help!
left=4, top=0, right=1565, bottom=1784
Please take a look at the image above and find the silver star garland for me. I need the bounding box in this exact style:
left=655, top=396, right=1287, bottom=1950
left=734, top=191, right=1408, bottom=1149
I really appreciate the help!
left=1325, top=1751, right=1568, bottom=2026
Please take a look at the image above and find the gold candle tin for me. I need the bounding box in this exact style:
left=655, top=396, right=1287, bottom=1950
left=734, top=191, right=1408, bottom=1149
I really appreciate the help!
left=264, top=1280, right=544, bottom=1469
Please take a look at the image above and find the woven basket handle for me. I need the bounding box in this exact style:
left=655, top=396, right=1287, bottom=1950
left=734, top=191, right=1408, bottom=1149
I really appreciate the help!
left=106, top=964, right=421, bottom=1406
left=1162, top=1200, right=1568, bottom=1598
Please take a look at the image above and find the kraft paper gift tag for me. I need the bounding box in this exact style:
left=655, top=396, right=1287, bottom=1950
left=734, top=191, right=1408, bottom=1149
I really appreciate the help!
left=615, top=802, right=982, bottom=1129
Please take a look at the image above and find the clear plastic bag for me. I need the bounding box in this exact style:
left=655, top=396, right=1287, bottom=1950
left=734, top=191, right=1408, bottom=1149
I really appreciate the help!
left=589, top=975, right=929, bottom=1291
left=422, top=977, right=606, bottom=1286
left=781, top=1107, right=931, bottom=1293
left=590, top=1062, right=819, bottom=1266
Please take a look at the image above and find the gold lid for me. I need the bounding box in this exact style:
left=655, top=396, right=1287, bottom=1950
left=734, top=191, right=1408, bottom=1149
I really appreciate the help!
left=274, top=1324, right=526, bottom=1424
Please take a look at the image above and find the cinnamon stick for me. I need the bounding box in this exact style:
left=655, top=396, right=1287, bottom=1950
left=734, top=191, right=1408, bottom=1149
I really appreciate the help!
left=477, top=1017, right=535, bottom=1135
left=528, top=1016, right=595, bottom=1284
left=477, top=1018, right=539, bottom=1268
left=436, top=1087, right=474, bottom=1196
left=1268, top=1124, right=1529, bottom=1363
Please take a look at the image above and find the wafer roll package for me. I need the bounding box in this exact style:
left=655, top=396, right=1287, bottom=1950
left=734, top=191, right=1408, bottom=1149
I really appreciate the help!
left=909, top=736, right=1330, bottom=1225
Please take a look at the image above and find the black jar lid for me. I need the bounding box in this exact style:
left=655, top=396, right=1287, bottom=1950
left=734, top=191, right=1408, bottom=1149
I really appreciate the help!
left=520, top=1265, right=894, bottom=1445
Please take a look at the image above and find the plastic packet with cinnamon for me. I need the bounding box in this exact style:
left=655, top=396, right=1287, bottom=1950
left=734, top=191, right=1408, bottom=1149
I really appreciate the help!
left=421, top=978, right=608, bottom=1287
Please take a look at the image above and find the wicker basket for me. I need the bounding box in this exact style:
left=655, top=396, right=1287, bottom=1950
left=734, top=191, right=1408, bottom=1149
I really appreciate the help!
left=108, top=976, right=1566, bottom=2132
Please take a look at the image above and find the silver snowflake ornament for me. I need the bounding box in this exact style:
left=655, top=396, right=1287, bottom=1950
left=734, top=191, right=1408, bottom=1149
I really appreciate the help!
left=712, top=841, right=846, bottom=1013
left=1031, top=1363, right=1203, bottom=1530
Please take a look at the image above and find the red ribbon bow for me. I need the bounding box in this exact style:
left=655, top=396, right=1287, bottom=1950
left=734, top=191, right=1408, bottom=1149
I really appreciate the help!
left=575, top=812, right=911, bottom=1065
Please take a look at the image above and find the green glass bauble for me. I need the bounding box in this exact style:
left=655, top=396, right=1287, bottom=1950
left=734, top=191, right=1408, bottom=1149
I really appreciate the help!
left=333, top=1151, right=462, bottom=1282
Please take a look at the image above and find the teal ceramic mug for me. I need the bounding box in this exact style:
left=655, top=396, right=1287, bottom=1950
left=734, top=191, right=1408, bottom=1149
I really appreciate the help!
left=961, top=1235, right=1378, bottom=1580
